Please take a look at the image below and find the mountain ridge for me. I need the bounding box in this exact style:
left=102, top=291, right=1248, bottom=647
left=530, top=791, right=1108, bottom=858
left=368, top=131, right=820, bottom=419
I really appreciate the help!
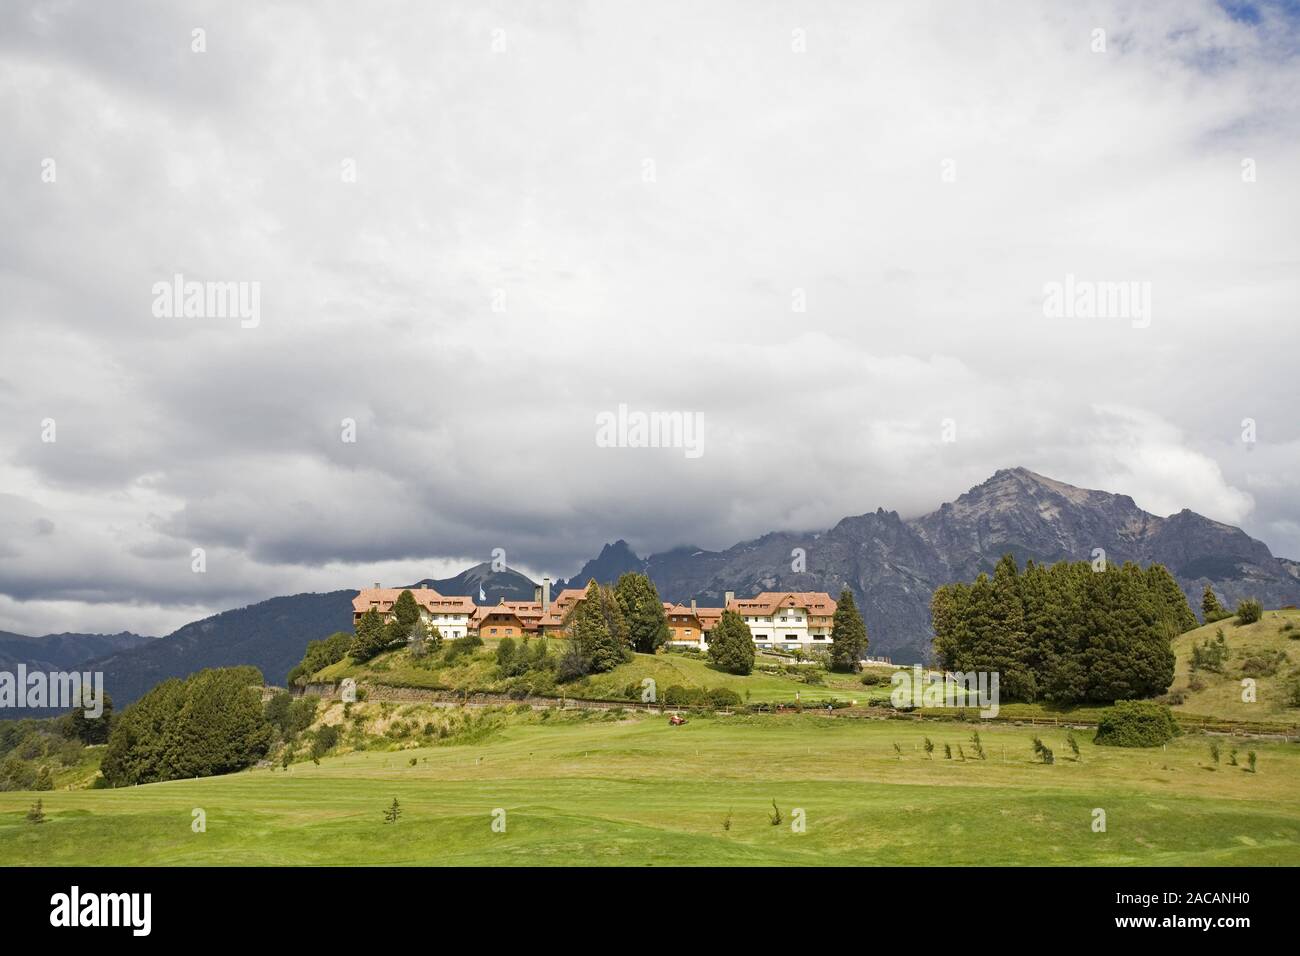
left=4, top=467, right=1296, bottom=712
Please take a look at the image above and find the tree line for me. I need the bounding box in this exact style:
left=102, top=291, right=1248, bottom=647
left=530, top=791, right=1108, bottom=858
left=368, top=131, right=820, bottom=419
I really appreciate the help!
left=931, top=555, right=1195, bottom=704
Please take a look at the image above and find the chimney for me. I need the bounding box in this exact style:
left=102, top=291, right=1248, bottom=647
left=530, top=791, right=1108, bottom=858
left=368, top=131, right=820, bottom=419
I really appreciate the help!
left=374, top=582, right=381, bottom=590
left=534, top=584, right=542, bottom=603
left=725, top=590, right=735, bottom=606
left=421, top=583, right=428, bottom=589
left=542, top=577, right=551, bottom=616
left=691, top=599, right=697, bottom=615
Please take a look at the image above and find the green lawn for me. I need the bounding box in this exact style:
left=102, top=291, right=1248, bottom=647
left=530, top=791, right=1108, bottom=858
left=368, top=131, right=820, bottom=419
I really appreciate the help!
left=3, top=708, right=1297, bottom=866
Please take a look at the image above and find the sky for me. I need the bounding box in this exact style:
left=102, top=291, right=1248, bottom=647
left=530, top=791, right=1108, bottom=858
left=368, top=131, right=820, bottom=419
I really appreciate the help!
left=1, top=0, right=1298, bottom=638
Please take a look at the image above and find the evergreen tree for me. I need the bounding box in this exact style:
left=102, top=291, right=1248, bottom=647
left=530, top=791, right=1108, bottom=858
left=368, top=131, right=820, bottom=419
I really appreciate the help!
left=930, top=582, right=966, bottom=671
left=707, top=610, right=755, bottom=675
left=1201, top=585, right=1227, bottom=623
left=829, top=588, right=869, bottom=672
left=614, top=572, right=671, bottom=654
left=988, top=554, right=1035, bottom=701
left=101, top=667, right=272, bottom=786
left=931, top=557, right=1176, bottom=707
left=390, top=589, right=422, bottom=632
left=350, top=608, right=389, bottom=662
left=65, top=691, right=114, bottom=745
left=1146, top=564, right=1197, bottom=636
left=566, top=580, right=631, bottom=675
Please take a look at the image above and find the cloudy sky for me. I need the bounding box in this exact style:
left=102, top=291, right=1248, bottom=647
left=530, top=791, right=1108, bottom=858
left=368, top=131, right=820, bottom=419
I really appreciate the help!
left=1, top=0, right=1298, bottom=637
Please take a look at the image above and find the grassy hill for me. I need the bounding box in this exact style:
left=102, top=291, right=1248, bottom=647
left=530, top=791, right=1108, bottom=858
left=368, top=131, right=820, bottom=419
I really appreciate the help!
left=2, top=703, right=1297, bottom=865
left=312, top=640, right=877, bottom=706
left=1168, top=608, right=1300, bottom=724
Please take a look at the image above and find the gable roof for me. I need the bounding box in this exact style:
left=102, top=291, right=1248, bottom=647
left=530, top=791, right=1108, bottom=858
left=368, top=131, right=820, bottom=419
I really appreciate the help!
left=727, top=592, right=837, bottom=617
left=353, top=587, right=475, bottom=616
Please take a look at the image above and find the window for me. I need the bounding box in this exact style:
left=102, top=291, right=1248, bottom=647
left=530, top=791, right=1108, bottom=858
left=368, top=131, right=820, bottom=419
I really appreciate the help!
left=813, top=634, right=826, bottom=640
left=490, top=628, right=497, bottom=635
left=785, top=634, right=798, bottom=641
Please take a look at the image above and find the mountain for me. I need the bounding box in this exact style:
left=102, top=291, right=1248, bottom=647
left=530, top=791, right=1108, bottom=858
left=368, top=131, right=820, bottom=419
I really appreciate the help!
left=569, top=469, right=1300, bottom=664
left=0, top=631, right=153, bottom=672
left=553, top=540, right=646, bottom=592
left=86, top=591, right=357, bottom=708
left=418, top=563, right=540, bottom=605
left=8, top=467, right=1296, bottom=713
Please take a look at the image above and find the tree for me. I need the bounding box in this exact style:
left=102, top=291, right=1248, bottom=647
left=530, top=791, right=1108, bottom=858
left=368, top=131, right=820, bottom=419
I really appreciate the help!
left=64, top=691, right=113, bottom=745
left=26, top=800, right=44, bottom=824
left=350, top=608, right=389, bottom=663
left=391, top=589, right=421, bottom=631
left=829, top=588, right=868, bottom=671
left=101, top=667, right=273, bottom=786
left=384, top=797, right=402, bottom=823
left=34, top=765, right=54, bottom=791
left=1146, top=564, right=1197, bottom=636
left=1201, top=585, right=1227, bottom=623
left=614, top=573, right=671, bottom=654
left=707, top=610, right=755, bottom=675
left=288, top=631, right=353, bottom=684
left=562, top=580, right=632, bottom=678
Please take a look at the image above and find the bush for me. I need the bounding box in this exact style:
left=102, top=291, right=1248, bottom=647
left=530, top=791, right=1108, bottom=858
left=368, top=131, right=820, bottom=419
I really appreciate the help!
left=707, top=687, right=742, bottom=709
left=1240, top=650, right=1287, bottom=678
left=1235, top=599, right=1263, bottom=625
left=445, top=635, right=484, bottom=663
left=1094, top=700, right=1180, bottom=748
left=859, top=670, right=893, bottom=686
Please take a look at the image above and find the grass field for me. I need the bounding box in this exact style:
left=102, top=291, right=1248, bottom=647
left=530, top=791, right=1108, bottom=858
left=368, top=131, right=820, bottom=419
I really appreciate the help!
left=1168, top=608, right=1300, bottom=724
left=315, top=640, right=871, bottom=704
left=3, top=706, right=1297, bottom=866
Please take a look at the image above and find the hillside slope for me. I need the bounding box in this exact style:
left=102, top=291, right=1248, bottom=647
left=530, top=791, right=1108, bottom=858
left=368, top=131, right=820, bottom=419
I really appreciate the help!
left=1169, top=608, right=1300, bottom=724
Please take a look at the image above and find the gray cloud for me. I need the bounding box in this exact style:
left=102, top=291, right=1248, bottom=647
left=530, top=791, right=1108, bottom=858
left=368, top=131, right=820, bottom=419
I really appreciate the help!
left=1, top=0, right=1298, bottom=636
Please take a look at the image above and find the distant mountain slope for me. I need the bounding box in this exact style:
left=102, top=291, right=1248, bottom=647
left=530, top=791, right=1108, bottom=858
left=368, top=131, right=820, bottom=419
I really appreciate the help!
left=570, top=469, right=1300, bottom=664
left=87, top=591, right=356, bottom=707
left=8, top=466, right=1296, bottom=712
left=419, top=563, right=539, bottom=605
left=0, top=631, right=153, bottom=672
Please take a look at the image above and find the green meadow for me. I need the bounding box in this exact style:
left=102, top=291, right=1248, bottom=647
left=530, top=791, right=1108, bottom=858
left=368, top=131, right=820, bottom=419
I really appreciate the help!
left=3, top=708, right=1297, bottom=866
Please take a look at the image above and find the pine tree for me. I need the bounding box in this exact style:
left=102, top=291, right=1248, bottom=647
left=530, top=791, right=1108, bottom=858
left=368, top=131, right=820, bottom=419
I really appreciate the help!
left=989, top=554, right=1035, bottom=701
left=567, top=580, right=631, bottom=674
left=829, top=588, right=869, bottom=671
left=930, top=583, right=966, bottom=671
left=391, top=589, right=421, bottom=631
left=1146, top=564, right=1197, bottom=636
left=614, top=572, right=671, bottom=654
left=384, top=797, right=402, bottom=823
left=350, top=608, right=389, bottom=662
left=1201, top=585, right=1227, bottom=623
left=707, top=610, right=755, bottom=675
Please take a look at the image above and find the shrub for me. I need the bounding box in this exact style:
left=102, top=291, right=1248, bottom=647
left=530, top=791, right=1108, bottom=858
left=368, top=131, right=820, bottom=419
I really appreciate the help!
left=445, top=635, right=484, bottom=663
left=1240, top=650, right=1287, bottom=678
left=1094, top=700, right=1180, bottom=748
left=707, top=687, right=742, bottom=709
left=859, top=670, right=893, bottom=686
left=1235, top=599, right=1263, bottom=625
